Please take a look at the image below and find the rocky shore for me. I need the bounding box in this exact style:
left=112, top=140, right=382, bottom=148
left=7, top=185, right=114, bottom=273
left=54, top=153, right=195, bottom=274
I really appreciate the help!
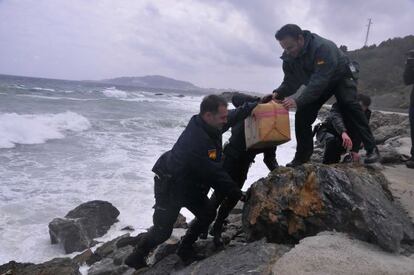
left=1, top=107, right=414, bottom=275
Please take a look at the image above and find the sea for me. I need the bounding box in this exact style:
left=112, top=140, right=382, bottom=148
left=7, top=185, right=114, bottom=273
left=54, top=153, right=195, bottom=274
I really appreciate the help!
left=0, top=74, right=297, bottom=264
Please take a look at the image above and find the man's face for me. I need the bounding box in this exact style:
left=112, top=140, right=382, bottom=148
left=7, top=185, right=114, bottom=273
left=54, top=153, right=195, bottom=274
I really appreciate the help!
left=279, top=35, right=305, bottom=58
left=204, top=105, right=228, bottom=130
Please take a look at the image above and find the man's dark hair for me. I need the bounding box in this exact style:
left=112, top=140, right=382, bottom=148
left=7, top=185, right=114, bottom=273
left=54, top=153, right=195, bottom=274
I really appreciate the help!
left=200, top=94, right=228, bottom=115
left=357, top=94, right=371, bottom=107
left=275, top=24, right=303, bottom=41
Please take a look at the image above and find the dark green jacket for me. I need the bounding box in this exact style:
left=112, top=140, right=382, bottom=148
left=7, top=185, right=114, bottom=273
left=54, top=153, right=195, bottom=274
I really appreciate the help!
left=274, top=31, right=351, bottom=108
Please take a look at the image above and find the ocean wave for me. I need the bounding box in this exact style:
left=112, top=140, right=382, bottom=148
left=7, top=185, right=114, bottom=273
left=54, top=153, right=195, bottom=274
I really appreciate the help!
left=0, top=112, right=91, bottom=149
left=31, top=87, right=55, bottom=92
left=101, top=87, right=128, bottom=98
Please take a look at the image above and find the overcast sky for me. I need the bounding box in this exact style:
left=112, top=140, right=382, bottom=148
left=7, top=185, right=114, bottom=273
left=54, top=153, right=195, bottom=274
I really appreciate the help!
left=0, top=0, right=413, bottom=92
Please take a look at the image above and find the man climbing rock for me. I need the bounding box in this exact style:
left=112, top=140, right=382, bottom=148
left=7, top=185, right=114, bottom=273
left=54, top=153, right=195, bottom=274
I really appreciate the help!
left=121, top=95, right=255, bottom=269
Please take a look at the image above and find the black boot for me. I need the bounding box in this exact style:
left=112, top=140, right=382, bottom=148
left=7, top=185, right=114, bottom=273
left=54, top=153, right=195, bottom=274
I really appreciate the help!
left=124, top=248, right=147, bottom=270
left=364, top=147, right=380, bottom=164
left=286, top=158, right=307, bottom=167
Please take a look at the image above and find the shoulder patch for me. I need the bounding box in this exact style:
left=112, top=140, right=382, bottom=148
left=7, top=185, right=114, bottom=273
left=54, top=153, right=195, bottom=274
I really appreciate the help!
left=208, top=149, right=217, bottom=160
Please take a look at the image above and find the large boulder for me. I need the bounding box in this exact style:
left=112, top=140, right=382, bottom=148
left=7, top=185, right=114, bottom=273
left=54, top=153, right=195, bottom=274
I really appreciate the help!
left=272, top=232, right=414, bottom=275
left=49, top=200, right=120, bottom=253
left=242, top=164, right=414, bottom=252
left=0, top=258, right=81, bottom=275
left=171, top=239, right=290, bottom=275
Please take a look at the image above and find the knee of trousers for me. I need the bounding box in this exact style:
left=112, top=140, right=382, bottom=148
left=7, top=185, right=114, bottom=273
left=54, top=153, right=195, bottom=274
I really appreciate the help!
left=149, top=224, right=173, bottom=244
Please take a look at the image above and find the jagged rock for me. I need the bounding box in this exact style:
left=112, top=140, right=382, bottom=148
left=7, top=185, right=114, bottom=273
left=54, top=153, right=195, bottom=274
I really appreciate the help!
left=88, top=234, right=130, bottom=265
left=243, top=164, right=414, bottom=252
left=173, top=213, right=188, bottom=229
left=87, top=258, right=132, bottom=275
left=48, top=200, right=120, bottom=253
left=113, top=246, right=134, bottom=266
left=0, top=261, right=34, bottom=275
left=121, top=226, right=135, bottom=231
left=272, top=232, right=414, bottom=275
left=0, top=258, right=80, bottom=275
left=173, top=239, right=291, bottom=275
left=72, top=248, right=94, bottom=265
left=374, top=125, right=408, bottom=144
left=369, top=111, right=409, bottom=132
left=136, top=254, right=181, bottom=275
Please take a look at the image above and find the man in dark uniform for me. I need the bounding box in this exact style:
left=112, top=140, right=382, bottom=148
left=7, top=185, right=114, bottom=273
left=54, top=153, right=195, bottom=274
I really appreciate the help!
left=404, top=49, right=414, bottom=168
left=122, top=95, right=256, bottom=269
left=271, top=24, right=379, bottom=166
left=208, top=93, right=278, bottom=243
left=315, top=94, right=372, bottom=164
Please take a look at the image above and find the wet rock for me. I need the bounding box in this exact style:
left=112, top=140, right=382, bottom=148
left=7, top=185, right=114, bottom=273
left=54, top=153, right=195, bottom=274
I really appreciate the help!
left=243, top=164, right=414, bottom=252
left=113, top=246, right=134, bottom=266
left=136, top=254, right=181, bottom=275
left=49, top=200, right=120, bottom=254
left=0, top=258, right=80, bottom=275
left=369, top=111, right=409, bottom=132
left=374, top=125, right=408, bottom=144
left=0, top=261, right=34, bottom=275
left=272, top=232, right=414, bottom=275
left=175, top=239, right=291, bottom=275
left=72, top=248, right=94, bottom=265
left=88, top=234, right=130, bottom=265
left=121, top=226, right=135, bottom=231
left=87, top=258, right=132, bottom=275
left=173, top=213, right=188, bottom=229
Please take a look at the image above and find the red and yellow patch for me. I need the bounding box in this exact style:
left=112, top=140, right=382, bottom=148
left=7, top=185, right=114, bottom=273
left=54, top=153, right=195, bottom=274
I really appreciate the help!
left=208, top=149, right=217, bottom=160
left=316, top=60, right=325, bottom=65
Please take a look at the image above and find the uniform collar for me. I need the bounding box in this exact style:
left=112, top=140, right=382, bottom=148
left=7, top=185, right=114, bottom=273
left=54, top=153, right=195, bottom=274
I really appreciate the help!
left=195, top=115, right=221, bottom=140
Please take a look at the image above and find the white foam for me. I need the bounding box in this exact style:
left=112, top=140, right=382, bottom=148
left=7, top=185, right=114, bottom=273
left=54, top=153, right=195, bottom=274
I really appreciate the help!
left=32, top=87, right=55, bottom=92
left=0, top=112, right=91, bottom=149
left=101, top=87, right=128, bottom=98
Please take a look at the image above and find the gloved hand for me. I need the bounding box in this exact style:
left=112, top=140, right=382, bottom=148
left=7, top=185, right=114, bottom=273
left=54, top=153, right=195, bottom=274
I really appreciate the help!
left=240, top=190, right=251, bottom=202
left=261, top=94, right=273, bottom=103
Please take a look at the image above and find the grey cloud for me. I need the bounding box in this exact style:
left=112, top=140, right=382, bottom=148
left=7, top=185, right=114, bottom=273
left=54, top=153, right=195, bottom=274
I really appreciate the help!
left=0, top=0, right=412, bottom=92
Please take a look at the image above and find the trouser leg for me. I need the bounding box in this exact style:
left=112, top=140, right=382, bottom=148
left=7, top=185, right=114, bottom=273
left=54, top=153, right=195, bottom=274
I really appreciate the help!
left=138, top=203, right=181, bottom=255
left=323, top=136, right=343, bottom=164
left=212, top=155, right=252, bottom=234
left=125, top=198, right=180, bottom=269
left=263, top=147, right=278, bottom=171
left=294, top=98, right=327, bottom=162
left=179, top=196, right=216, bottom=248
left=334, top=79, right=376, bottom=152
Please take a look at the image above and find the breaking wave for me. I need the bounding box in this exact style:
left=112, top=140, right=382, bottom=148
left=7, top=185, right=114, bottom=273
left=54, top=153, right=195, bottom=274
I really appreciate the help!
left=0, top=111, right=91, bottom=149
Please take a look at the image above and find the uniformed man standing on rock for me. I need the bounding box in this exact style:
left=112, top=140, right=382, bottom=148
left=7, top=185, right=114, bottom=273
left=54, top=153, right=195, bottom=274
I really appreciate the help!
left=121, top=95, right=256, bottom=269
left=271, top=24, right=380, bottom=166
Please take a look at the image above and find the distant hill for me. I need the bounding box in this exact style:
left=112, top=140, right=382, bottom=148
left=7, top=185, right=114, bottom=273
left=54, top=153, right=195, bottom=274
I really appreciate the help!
left=345, top=35, right=414, bottom=110
left=98, top=75, right=201, bottom=91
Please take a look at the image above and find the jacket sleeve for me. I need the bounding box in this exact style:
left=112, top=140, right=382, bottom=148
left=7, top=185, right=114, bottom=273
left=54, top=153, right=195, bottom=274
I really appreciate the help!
left=325, top=103, right=347, bottom=135
left=222, top=102, right=257, bottom=132
left=295, top=45, right=339, bottom=108
left=231, top=93, right=260, bottom=108
left=188, top=146, right=242, bottom=201
left=403, top=59, right=414, bottom=85
left=273, top=62, right=301, bottom=99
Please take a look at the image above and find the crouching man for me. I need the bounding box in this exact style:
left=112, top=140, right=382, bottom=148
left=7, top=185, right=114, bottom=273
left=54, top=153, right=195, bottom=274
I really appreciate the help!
left=122, top=95, right=255, bottom=269
left=315, top=94, right=372, bottom=164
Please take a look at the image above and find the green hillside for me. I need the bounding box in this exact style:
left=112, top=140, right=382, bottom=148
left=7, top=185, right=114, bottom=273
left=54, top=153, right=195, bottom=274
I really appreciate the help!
left=346, top=35, right=414, bottom=110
